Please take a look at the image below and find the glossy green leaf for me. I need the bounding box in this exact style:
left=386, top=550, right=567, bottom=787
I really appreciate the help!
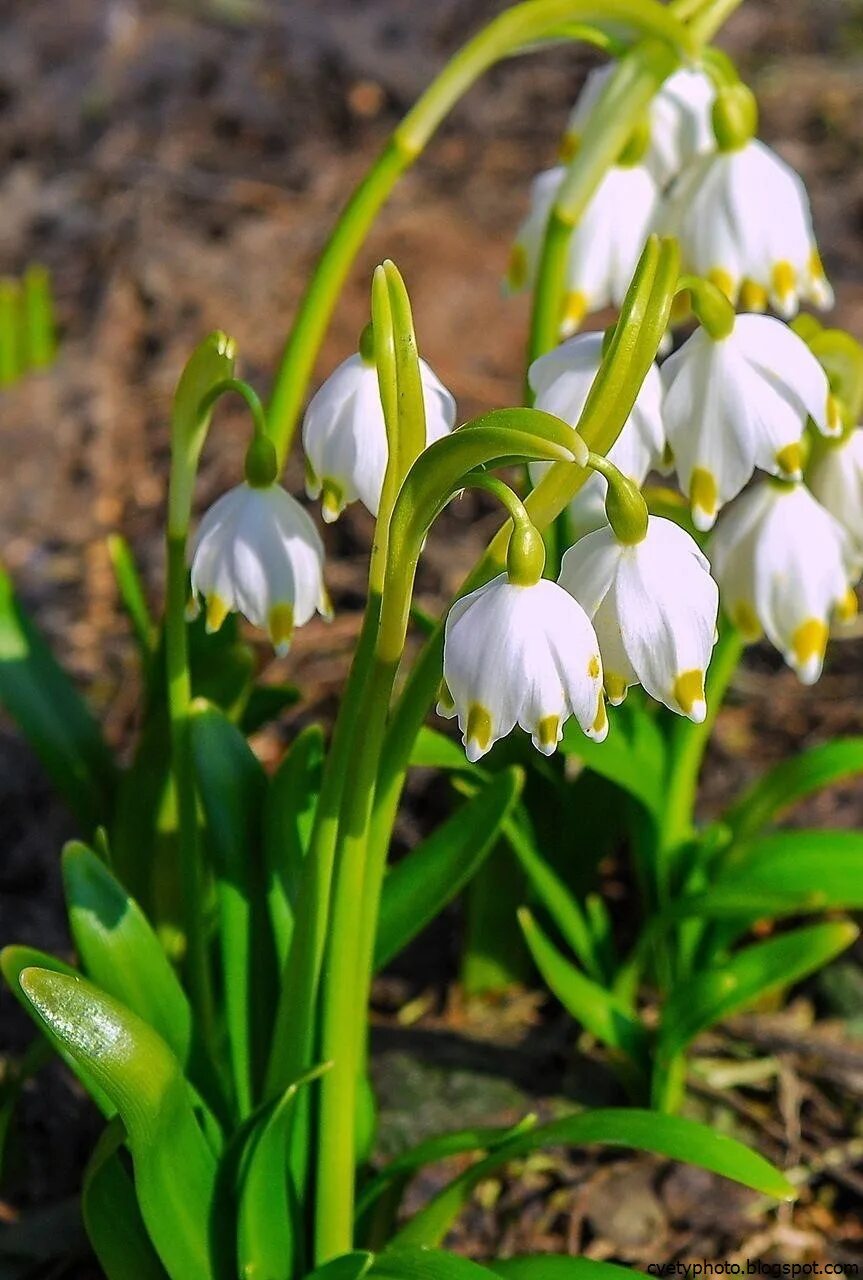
left=559, top=699, right=665, bottom=818
left=303, top=1255, right=374, bottom=1280
left=190, top=700, right=272, bottom=1117
left=264, top=723, right=325, bottom=966
left=82, top=1118, right=170, bottom=1280
left=485, top=1260, right=634, bottom=1280
left=375, top=768, right=523, bottom=971
left=373, top=1249, right=500, bottom=1279
left=62, top=841, right=192, bottom=1066
left=392, top=1109, right=793, bottom=1247
left=724, top=739, right=863, bottom=840
left=660, top=921, right=859, bottom=1060
left=17, top=968, right=217, bottom=1280
left=518, top=909, right=649, bottom=1075
left=0, top=566, right=116, bottom=831
left=408, top=726, right=479, bottom=776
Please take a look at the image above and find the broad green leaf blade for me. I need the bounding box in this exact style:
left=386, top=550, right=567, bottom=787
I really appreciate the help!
left=62, top=841, right=192, bottom=1066
left=486, top=1261, right=634, bottom=1280
left=659, top=921, right=859, bottom=1061
left=373, top=1249, right=499, bottom=1279
left=518, top=909, right=649, bottom=1075
left=17, top=968, right=217, bottom=1280
left=240, top=681, right=301, bottom=735
left=0, top=566, right=116, bottom=830
left=303, top=1254, right=374, bottom=1280
left=559, top=699, right=665, bottom=818
left=82, top=1118, right=170, bottom=1280
left=392, top=1109, right=793, bottom=1248
left=724, top=739, right=863, bottom=840
left=190, top=700, right=273, bottom=1117
left=408, top=726, right=480, bottom=775
left=264, top=723, right=325, bottom=966
left=375, top=768, right=523, bottom=971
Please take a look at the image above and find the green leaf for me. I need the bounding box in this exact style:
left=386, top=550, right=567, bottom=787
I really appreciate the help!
left=62, top=841, right=192, bottom=1066
left=392, top=1109, right=793, bottom=1248
left=303, top=1255, right=374, bottom=1280
left=190, top=700, right=273, bottom=1117
left=82, top=1118, right=170, bottom=1280
left=106, top=534, right=156, bottom=660
left=374, top=768, right=523, bottom=971
left=559, top=699, right=665, bottom=818
left=0, top=566, right=116, bottom=830
left=486, top=1262, right=635, bottom=1280
left=263, top=724, right=325, bottom=966
left=518, top=909, right=649, bottom=1077
left=373, top=1249, right=500, bottom=1279
left=408, top=726, right=479, bottom=775
left=16, top=968, right=217, bottom=1280
left=724, top=739, right=863, bottom=840
left=659, top=921, right=859, bottom=1061
left=240, top=681, right=301, bottom=735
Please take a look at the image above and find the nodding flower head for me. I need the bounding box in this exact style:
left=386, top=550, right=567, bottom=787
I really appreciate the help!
left=189, top=482, right=330, bottom=657
left=661, top=139, right=833, bottom=318
left=302, top=350, right=456, bottom=523
left=440, top=574, right=607, bottom=761
left=528, top=332, right=665, bottom=537
left=661, top=313, right=836, bottom=531
left=559, top=516, right=719, bottom=720
left=507, top=162, right=660, bottom=335
left=807, top=427, right=863, bottom=560
left=709, top=480, right=859, bottom=685
left=564, top=65, right=716, bottom=189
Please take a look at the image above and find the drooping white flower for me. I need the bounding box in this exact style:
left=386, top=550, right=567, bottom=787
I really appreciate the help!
left=558, top=517, right=719, bottom=719
left=565, top=65, right=715, bottom=188
left=807, top=428, right=863, bottom=558
left=302, top=351, right=456, bottom=523
left=507, top=163, right=660, bottom=334
left=709, top=480, right=858, bottom=684
left=661, top=139, right=833, bottom=317
left=661, top=313, right=837, bottom=531
left=439, top=575, right=607, bottom=761
left=528, top=332, right=665, bottom=536
left=189, top=482, right=330, bottom=656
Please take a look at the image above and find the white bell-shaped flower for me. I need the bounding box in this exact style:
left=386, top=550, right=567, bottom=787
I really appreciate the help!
left=807, top=429, right=863, bottom=558
left=508, top=162, right=660, bottom=334
left=439, top=575, right=607, bottom=761
left=559, top=517, right=719, bottom=719
left=709, top=480, right=857, bottom=684
left=661, top=139, right=833, bottom=317
left=661, top=313, right=837, bottom=531
left=528, top=332, right=665, bottom=536
left=189, top=482, right=330, bottom=656
left=565, top=65, right=715, bottom=189
left=302, top=351, right=456, bottom=522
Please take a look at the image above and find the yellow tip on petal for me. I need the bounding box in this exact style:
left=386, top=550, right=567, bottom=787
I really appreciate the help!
left=707, top=267, right=736, bottom=303
left=826, top=393, right=844, bottom=437
left=809, top=247, right=827, bottom=282
left=690, top=467, right=719, bottom=531
left=835, top=587, right=858, bottom=625
left=732, top=600, right=763, bottom=642
left=604, top=672, right=629, bottom=706
left=558, top=130, right=579, bottom=163
left=534, top=714, right=561, bottom=755
left=588, top=655, right=601, bottom=680
left=437, top=679, right=455, bottom=716
left=589, top=695, right=608, bottom=742
left=775, top=441, right=803, bottom=480
left=791, top=617, right=828, bottom=684
left=304, top=457, right=321, bottom=500
left=560, top=290, right=588, bottom=336
left=674, top=669, right=706, bottom=723
left=465, top=702, right=493, bottom=761
left=268, top=603, right=295, bottom=657
left=739, top=278, right=768, bottom=312
left=507, top=243, right=528, bottom=293
left=321, top=479, right=345, bottom=524
left=205, top=593, right=230, bottom=635
left=771, top=260, right=797, bottom=314
left=185, top=595, right=201, bottom=623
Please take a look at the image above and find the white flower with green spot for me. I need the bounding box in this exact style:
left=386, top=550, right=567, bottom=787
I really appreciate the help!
left=189, top=482, right=330, bottom=656
left=439, top=575, right=607, bottom=761
left=528, top=332, right=665, bottom=537
left=661, top=313, right=837, bottom=531
left=709, top=480, right=858, bottom=684
left=558, top=516, right=719, bottom=719
left=302, top=350, right=456, bottom=523
left=807, top=428, right=863, bottom=558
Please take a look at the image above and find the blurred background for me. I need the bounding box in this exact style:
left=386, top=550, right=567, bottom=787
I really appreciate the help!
left=1, top=0, right=862, bottom=1268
